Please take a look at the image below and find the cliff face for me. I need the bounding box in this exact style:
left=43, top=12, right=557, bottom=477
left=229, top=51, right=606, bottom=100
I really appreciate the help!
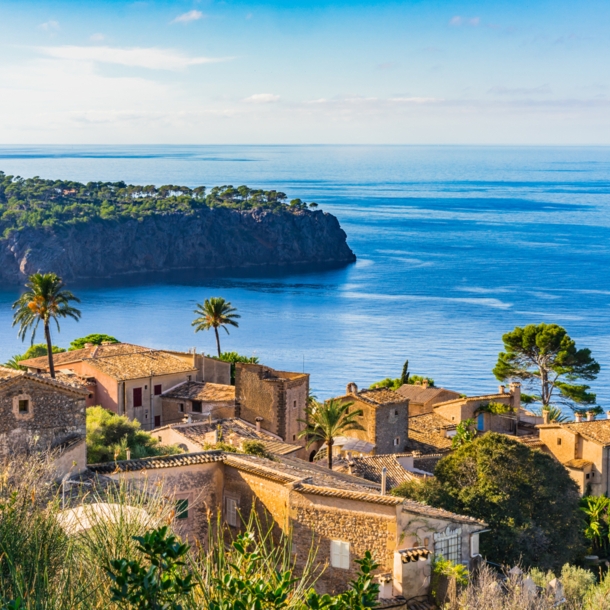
left=0, top=207, right=356, bottom=284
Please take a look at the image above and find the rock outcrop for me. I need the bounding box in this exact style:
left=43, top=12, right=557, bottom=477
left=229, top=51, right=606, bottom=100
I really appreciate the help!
left=0, top=207, right=356, bottom=284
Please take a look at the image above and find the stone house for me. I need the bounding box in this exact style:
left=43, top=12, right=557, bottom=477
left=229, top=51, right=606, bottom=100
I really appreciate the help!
left=405, top=384, right=541, bottom=454
left=334, top=384, right=410, bottom=455
left=22, top=344, right=199, bottom=430
left=536, top=412, right=610, bottom=495
left=234, top=363, right=309, bottom=449
left=89, top=450, right=486, bottom=598
left=0, top=366, right=88, bottom=477
left=161, top=381, right=236, bottom=426
left=395, top=382, right=462, bottom=416
left=155, top=418, right=302, bottom=457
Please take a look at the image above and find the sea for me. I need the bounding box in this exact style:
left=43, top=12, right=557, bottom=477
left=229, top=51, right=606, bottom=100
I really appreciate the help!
left=0, top=145, right=609, bottom=413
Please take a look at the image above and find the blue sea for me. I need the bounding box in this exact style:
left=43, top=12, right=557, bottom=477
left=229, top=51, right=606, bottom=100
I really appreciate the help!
left=0, top=145, right=609, bottom=412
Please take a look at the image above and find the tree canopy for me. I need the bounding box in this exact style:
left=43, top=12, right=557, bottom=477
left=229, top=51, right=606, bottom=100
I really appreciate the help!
left=0, top=173, right=317, bottom=237
left=392, top=433, right=585, bottom=571
left=69, top=334, right=119, bottom=350
left=493, top=323, right=600, bottom=412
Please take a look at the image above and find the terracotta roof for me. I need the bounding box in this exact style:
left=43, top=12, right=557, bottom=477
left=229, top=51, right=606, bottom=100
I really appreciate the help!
left=162, top=381, right=235, bottom=402
left=88, top=451, right=225, bottom=474
left=334, top=454, right=424, bottom=490
left=377, top=597, right=410, bottom=610
left=433, top=393, right=511, bottom=408
left=20, top=343, right=147, bottom=370
left=560, top=420, right=610, bottom=446
left=399, top=547, right=432, bottom=563
left=396, top=385, right=460, bottom=405
left=88, top=351, right=196, bottom=381
left=406, top=598, right=437, bottom=610
left=515, top=434, right=546, bottom=449
left=413, top=454, right=443, bottom=474
left=401, top=499, right=486, bottom=525
left=296, top=483, right=404, bottom=506
left=405, top=413, right=454, bottom=454
left=564, top=458, right=593, bottom=470
left=337, top=387, right=407, bottom=407
left=0, top=366, right=89, bottom=396
left=167, top=419, right=300, bottom=456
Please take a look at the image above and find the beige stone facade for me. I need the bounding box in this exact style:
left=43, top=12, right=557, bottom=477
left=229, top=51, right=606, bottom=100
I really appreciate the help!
left=537, top=416, right=610, bottom=495
left=90, top=451, right=485, bottom=596
left=235, top=364, right=309, bottom=447
left=334, top=384, right=410, bottom=455
left=395, top=383, right=461, bottom=417
left=0, top=367, right=88, bottom=478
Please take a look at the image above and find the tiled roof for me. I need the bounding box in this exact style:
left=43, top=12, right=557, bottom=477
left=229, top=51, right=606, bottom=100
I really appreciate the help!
left=564, top=458, right=593, bottom=470
left=20, top=343, right=147, bottom=370
left=433, top=393, right=510, bottom=408
left=406, top=597, right=437, bottom=610
left=405, top=413, right=454, bottom=454
left=88, top=351, right=196, bottom=381
left=515, top=434, right=546, bottom=449
left=377, top=597, right=410, bottom=610
left=296, top=483, right=404, bottom=506
left=0, top=366, right=89, bottom=395
left=162, top=381, right=235, bottom=402
left=413, top=454, right=443, bottom=474
left=396, top=384, right=460, bottom=405
left=88, top=451, right=225, bottom=474
left=356, top=387, right=407, bottom=406
left=401, top=499, right=486, bottom=525
left=168, top=419, right=300, bottom=456
left=561, top=420, right=610, bottom=446
left=334, top=455, right=423, bottom=490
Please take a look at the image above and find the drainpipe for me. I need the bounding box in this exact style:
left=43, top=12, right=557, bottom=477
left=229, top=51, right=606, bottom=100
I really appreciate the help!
left=149, top=369, right=154, bottom=431
left=381, top=467, right=387, bottom=496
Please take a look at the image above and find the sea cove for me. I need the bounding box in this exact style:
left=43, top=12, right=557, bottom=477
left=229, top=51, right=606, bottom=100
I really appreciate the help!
left=0, top=145, right=609, bottom=409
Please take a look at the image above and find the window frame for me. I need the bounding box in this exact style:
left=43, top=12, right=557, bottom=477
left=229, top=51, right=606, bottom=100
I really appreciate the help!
left=225, top=496, right=239, bottom=527
left=330, top=540, right=350, bottom=569
left=154, top=384, right=163, bottom=396
left=175, top=498, right=189, bottom=520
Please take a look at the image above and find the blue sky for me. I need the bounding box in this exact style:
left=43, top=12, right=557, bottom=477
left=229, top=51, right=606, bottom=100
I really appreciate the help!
left=1, top=0, right=609, bottom=144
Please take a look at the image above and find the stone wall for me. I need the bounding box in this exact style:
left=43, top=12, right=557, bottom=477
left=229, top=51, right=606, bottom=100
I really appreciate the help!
left=0, top=378, right=86, bottom=456
left=235, top=365, right=280, bottom=435
left=375, top=403, right=409, bottom=454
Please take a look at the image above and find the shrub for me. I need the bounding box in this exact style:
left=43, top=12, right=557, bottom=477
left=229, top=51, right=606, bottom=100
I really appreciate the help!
left=86, top=406, right=182, bottom=463
left=242, top=440, right=273, bottom=459
left=69, top=334, right=119, bottom=350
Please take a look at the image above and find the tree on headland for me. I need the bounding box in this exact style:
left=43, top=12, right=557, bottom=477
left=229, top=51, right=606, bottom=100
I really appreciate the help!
left=192, top=297, right=240, bottom=357
left=392, top=433, right=585, bottom=571
left=12, top=273, right=81, bottom=378
left=298, top=399, right=364, bottom=469
left=493, top=323, right=600, bottom=413
left=69, top=334, right=119, bottom=350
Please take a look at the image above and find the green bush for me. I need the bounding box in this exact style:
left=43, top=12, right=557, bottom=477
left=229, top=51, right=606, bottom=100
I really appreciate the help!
left=69, top=334, right=119, bottom=350
left=86, top=406, right=182, bottom=463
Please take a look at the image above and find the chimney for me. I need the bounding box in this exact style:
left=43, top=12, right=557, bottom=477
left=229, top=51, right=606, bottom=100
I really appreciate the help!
left=84, top=342, right=94, bottom=348
left=347, top=460, right=354, bottom=475
left=381, top=467, right=387, bottom=496
left=213, top=428, right=219, bottom=443
left=126, top=449, right=131, bottom=460
left=422, top=379, right=429, bottom=389
left=542, top=410, right=550, bottom=425
left=187, top=413, right=193, bottom=424
left=509, top=382, right=521, bottom=409
left=207, top=412, right=213, bottom=424
left=499, top=385, right=505, bottom=394
left=255, top=416, right=263, bottom=432
left=587, top=411, right=596, bottom=422
left=575, top=412, right=583, bottom=423
left=346, top=382, right=358, bottom=395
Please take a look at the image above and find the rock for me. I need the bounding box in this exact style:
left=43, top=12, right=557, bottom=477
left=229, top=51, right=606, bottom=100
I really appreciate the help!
left=0, top=207, right=356, bottom=284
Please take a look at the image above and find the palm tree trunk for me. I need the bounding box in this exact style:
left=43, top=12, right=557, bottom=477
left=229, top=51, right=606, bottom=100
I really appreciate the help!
left=44, top=321, right=55, bottom=379
left=214, top=327, right=221, bottom=357
left=327, top=437, right=333, bottom=470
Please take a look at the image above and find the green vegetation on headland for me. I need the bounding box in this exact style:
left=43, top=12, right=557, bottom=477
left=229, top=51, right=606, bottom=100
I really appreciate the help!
left=370, top=359, right=434, bottom=390
left=0, top=172, right=319, bottom=236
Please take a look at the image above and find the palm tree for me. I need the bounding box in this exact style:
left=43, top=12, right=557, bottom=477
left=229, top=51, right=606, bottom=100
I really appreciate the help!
left=543, top=406, right=569, bottom=423
left=192, top=297, right=240, bottom=357
left=298, top=399, right=365, bottom=469
left=12, top=273, right=81, bottom=378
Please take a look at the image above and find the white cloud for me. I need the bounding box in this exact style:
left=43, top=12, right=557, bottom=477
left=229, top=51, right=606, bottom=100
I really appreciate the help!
left=171, top=10, right=205, bottom=24
left=37, top=45, right=229, bottom=71
left=38, top=20, right=60, bottom=31
left=90, top=33, right=105, bottom=42
left=489, top=85, right=551, bottom=95
left=244, top=93, right=280, bottom=103
left=449, top=16, right=480, bottom=27
left=389, top=97, right=443, bottom=104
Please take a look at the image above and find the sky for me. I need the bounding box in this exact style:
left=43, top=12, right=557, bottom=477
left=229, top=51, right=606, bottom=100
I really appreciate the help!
left=0, top=0, right=609, bottom=144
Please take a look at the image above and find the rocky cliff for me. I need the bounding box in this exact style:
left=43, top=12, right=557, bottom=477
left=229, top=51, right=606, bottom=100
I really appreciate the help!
left=0, top=207, right=356, bottom=284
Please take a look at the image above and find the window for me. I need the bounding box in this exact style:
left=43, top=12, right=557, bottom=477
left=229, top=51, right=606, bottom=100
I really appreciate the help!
left=18, top=399, right=29, bottom=414
left=179, top=403, right=184, bottom=413
left=586, top=473, right=590, bottom=480
left=293, top=400, right=297, bottom=408
left=394, top=409, right=398, bottom=416
left=176, top=498, right=189, bottom=520
left=225, top=497, right=239, bottom=527
left=433, top=527, right=462, bottom=563
left=154, top=384, right=162, bottom=396
left=133, top=387, right=143, bottom=407
left=330, top=540, right=350, bottom=569
left=293, top=434, right=296, bottom=441
left=154, top=415, right=161, bottom=427
left=477, top=413, right=485, bottom=431
left=192, top=400, right=202, bottom=413
left=394, top=437, right=400, bottom=446
left=557, top=438, right=562, bottom=446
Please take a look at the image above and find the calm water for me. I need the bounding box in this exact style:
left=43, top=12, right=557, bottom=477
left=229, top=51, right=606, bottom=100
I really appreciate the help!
left=0, top=145, right=609, bottom=411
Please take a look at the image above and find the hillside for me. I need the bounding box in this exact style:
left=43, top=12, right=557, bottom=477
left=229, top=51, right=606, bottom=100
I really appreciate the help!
left=0, top=174, right=356, bottom=283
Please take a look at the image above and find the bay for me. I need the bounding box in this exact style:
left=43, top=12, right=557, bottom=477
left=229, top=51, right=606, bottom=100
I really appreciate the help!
left=0, top=145, right=609, bottom=412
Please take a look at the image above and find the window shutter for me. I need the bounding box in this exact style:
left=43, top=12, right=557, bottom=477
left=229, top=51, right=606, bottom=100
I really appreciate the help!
left=133, top=388, right=143, bottom=407
left=226, top=498, right=238, bottom=527
left=330, top=541, right=350, bottom=569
